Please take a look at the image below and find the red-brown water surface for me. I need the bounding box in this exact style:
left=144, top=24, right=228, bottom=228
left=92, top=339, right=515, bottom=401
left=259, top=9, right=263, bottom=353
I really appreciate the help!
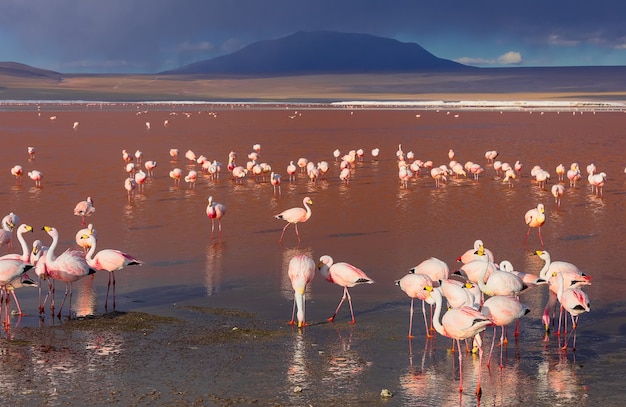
left=0, top=102, right=624, bottom=406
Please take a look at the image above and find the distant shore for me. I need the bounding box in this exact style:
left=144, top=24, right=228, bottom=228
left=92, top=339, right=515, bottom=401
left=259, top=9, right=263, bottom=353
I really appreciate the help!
left=2, top=67, right=626, bottom=105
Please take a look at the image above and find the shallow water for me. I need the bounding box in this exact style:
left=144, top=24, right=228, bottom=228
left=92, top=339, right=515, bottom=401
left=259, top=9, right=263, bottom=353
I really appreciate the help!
left=0, top=103, right=625, bottom=405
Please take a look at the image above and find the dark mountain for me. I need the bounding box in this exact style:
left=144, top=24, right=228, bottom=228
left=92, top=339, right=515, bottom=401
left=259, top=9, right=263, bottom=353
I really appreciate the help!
left=162, top=31, right=471, bottom=76
left=0, top=62, right=63, bottom=80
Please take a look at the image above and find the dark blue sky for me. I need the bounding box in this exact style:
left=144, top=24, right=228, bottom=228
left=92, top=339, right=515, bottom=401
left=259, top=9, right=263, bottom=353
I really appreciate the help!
left=2, top=0, right=625, bottom=73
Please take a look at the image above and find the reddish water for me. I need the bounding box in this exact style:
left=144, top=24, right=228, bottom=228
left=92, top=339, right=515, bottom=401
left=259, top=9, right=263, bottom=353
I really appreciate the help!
left=0, top=103, right=625, bottom=405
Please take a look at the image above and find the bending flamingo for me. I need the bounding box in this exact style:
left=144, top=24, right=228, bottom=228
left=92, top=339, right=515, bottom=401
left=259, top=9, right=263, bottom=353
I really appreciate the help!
left=80, top=233, right=143, bottom=312
left=274, top=197, right=313, bottom=243
left=551, top=271, right=590, bottom=351
left=481, top=295, right=530, bottom=367
left=287, top=254, right=316, bottom=328
left=318, top=255, right=374, bottom=324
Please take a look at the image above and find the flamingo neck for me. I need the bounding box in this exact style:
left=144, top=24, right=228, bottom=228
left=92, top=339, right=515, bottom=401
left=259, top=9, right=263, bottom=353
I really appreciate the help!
left=17, top=230, right=30, bottom=261
left=431, top=287, right=446, bottom=337
left=46, top=232, right=59, bottom=263
left=538, top=255, right=551, bottom=280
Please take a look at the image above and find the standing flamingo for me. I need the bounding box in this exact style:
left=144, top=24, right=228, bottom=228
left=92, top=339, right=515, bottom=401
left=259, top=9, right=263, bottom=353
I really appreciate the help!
left=169, top=168, right=182, bottom=186
left=551, top=271, right=590, bottom=351
left=274, top=197, right=313, bottom=243
left=0, top=213, right=19, bottom=253
left=524, top=203, right=546, bottom=247
left=80, top=234, right=143, bottom=312
left=395, top=273, right=434, bottom=338
left=144, top=160, right=157, bottom=177
left=456, top=240, right=495, bottom=264
left=27, top=146, right=36, bottom=160
left=287, top=254, right=316, bottom=328
left=425, top=285, right=491, bottom=395
left=270, top=172, right=282, bottom=196
left=75, top=223, right=97, bottom=255
left=206, top=196, right=226, bottom=239
left=481, top=295, right=530, bottom=367
left=551, top=184, right=565, bottom=207
left=318, top=255, right=374, bottom=324
left=0, top=224, right=34, bottom=263
left=0, top=258, right=34, bottom=327
left=28, top=170, right=43, bottom=187
left=10, top=165, right=23, bottom=184
left=73, top=196, right=96, bottom=226
left=286, top=161, right=297, bottom=182
left=41, top=226, right=96, bottom=318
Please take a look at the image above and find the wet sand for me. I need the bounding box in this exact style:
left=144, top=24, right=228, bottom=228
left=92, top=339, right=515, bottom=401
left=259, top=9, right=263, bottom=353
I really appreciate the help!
left=0, top=103, right=625, bottom=406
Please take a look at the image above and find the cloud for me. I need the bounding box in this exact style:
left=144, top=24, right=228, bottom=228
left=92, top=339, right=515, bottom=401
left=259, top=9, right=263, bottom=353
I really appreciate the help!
left=497, top=51, right=522, bottom=64
left=456, top=51, right=523, bottom=66
left=547, top=34, right=580, bottom=47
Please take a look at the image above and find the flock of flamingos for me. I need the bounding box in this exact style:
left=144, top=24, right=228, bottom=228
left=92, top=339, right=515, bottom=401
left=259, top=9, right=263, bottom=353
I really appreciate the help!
left=0, top=123, right=620, bottom=397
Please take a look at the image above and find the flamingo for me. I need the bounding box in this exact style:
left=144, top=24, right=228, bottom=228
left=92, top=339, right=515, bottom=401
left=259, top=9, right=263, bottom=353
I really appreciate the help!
left=514, top=160, right=522, bottom=176
left=534, top=250, right=591, bottom=334
left=318, top=255, right=374, bottom=324
left=206, top=196, right=226, bottom=239
left=274, top=197, right=313, bottom=243
left=80, top=234, right=143, bottom=312
left=27, top=146, right=36, bottom=160
left=184, top=170, right=198, bottom=188
left=124, top=178, right=137, bottom=202
left=551, top=184, right=565, bottom=207
left=425, top=285, right=491, bottom=395
left=169, top=148, right=179, bottom=161
left=0, top=213, right=19, bottom=253
left=456, top=240, right=495, bottom=264
left=287, top=254, right=316, bottom=328
left=28, top=170, right=43, bottom=187
left=75, top=223, right=97, bottom=255
left=144, top=160, right=157, bottom=177
left=297, top=158, right=308, bottom=173
left=286, top=161, right=297, bottom=182
left=555, top=164, right=565, bottom=181
left=408, top=257, right=449, bottom=281
left=0, top=258, right=34, bottom=326
left=395, top=273, right=434, bottom=338
left=169, top=168, right=182, bottom=185
left=122, top=149, right=132, bottom=162
left=73, top=196, right=96, bottom=226
left=134, top=169, right=147, bottom=191
left=339, top=167, right=351, bottom=184
left=551, top=271, right=590, bottom=351
left=333, top=149, right=341, bottom=161
left=270, top=172, right=282, bottom=196
left=0, top=224, right=34, bottom=263
left=475, top=247, right=526, bottom=298
left=41, top=226, right=96, bottom=319
left=566, top=163, right=581, bottom=188
left=134, top=149, right=143, bottom=164
left=10, top=165, right=23, bottom=184
left=371, top=148, right=380, bottom=159
left=185, top=149, right=196, bottom=162
left=481, top=295, right=530, bottom=367
left=524, top=203, right=546, bottom=247
left=588, top=172, right=606, bottom=196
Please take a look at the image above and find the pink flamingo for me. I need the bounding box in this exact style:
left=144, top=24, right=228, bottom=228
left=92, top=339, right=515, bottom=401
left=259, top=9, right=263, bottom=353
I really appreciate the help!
left=270, top=172, right=282, bottom=196
left=75, top=223, right=97, bottom=255
left=10, top=165, right=23, bottom=184
left=169, top=148, right=179, bottom=161
left=551, top=271, right=590, bottom=351
left=524, top=203, right=546, bottom=247
left=0, top=259, right=34, bottom=327
left=0, top=213, right=18, bottom=253
left=184, top=170, right=198, bottom=188
left=287, top=254, right=316, bottom=328
left=124, top=178, right=137, bottom=202
left=318, top=255, right=374, bottom=324
left=27, top=146, right=36, bottom=160
left=134, top=169, right=147, bottom=191
left=73, top=196, right=96, bottom=226
left=395, top=273, right=434, bottom=338
left=169, top=168, right=182, bottom=185
left=0, top=224, right=34, bottom=263
left=551, top=184, right=565, bottom=207
left=28, top=170, right=43, bottom=187
left=206, top=196, right=226, bottom=239
left=588, top=172, right=606, bottom=196
left=286, top=161, right=297, bottom=182
left=456, top=240, right=494, bottom=264
left=80, top=233, right=143, bottom=312
left=534, top=250, right=591, bottom=334
left=426, top=285, right=491, bottom=395
left=555, top=164, right=565, bottom=181
left=274, top=197, right=313, bottom=243
left=481, top=295, right=530, bottom=367
left=144, top=160, right=157, bottom=177
left=475, top=247, right=526, bottom=298
left=566, top=163, right=581, bottom=188
left=41, top=226, right=95, bottom=319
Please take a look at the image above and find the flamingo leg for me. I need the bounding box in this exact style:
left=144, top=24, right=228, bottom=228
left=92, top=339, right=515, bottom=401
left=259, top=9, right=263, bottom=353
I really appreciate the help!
left=278, top=223, right=291, bottom=243
left=328, top=286, right=350, bottom=323
left=538, top=226, right=545, bottom=247
left=10, top=290, right=24, bottom=316
left=105, top=273, right=112, bottom=312
left=456, top=339, right=464, bottom=393
left=408, top=297, right=415, bottom=338
left=294, top=224, right=301, bottom=242
left=289, top=298, right=297, bottom=325
left=421, top=300, right=432, bottom=338
left=487, top=326, right=496, bottom=368
left=476, top=334, right=483, bottom=396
